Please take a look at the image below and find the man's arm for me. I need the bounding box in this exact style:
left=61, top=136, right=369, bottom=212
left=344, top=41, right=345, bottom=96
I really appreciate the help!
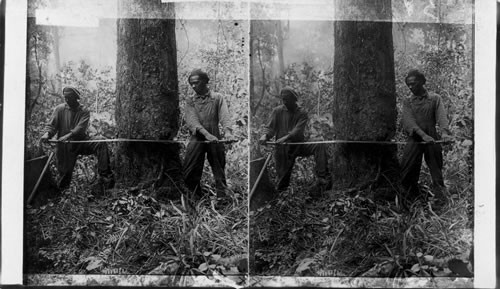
left=41, top=106, right=60, bottom=142
left=276, top=110, right=307, bottom=144
left=185, top=98, right=218, bottom=141
left=184, top=99, right=203, bottom=134
left=71, top=110, right=90, bottom=138
left=402, top=99, right=434, bottom=142
left=217, top=94, right=233, bottom=139
left=260, top=109, right=278, bottom=144
left=434, top=95, right=452, bottom=139
left=57, top=109, right=90, bottom=141
left=287, top=111, right=308, bottom=142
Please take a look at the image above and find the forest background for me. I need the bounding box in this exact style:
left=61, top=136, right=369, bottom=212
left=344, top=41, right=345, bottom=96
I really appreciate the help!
left=20, top=0, right=475, bottom=281
left=249, top=0, right=474, bottom=278
left=24, top=0, right=249, bottom=277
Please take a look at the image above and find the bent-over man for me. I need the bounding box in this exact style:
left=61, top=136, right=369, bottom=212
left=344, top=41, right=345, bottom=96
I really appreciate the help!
left=259, top=87, right=330, bottom=194
left=183, top=69, right=233, bottom=198
left=40, top=87, right=114, bottom=191
left=401, top=70, right=453, bottom=210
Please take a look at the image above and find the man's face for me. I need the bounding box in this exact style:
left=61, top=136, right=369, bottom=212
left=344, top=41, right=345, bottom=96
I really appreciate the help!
left=64, top=93, right=79, bottom=109
left=281, top=91, right=296, bottom=110
left=406, top=76, right=424, bottom=96
left=188, top=75, right=208, bottom=95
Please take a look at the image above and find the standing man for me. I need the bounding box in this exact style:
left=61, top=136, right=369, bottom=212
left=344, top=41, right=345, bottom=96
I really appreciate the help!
left=259, top=87, right=330, bottom=195
left=183, top=69, right=233, bottom=198
left=40, top=87, right=114, bottom=191
left=401, top=70, right=453, bottom=210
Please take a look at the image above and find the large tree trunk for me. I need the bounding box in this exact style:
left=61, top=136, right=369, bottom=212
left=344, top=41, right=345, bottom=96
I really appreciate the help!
left=115, top=0, right=181, bottom=187
left=332, top=0, right=400, bottom=190
left=25, top=17, right=35, bottom=121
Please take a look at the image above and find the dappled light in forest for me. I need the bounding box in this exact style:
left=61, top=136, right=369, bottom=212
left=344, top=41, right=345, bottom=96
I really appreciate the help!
left=19, top=0, right=477, bottom=286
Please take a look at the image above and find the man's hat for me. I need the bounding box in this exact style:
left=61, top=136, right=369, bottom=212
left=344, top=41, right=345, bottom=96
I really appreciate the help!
left=406, top=69, right=426, bottom=84
left=188, top=69, right=210, bottom=83
left=63, top=86, right=82, bottom=99
left=279, top=86, right=299, bottom=101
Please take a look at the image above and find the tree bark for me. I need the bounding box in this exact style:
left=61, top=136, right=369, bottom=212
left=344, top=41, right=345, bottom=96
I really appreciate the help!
left=332, top=0, right=400, bottom=190
left=115, top=0, right=181, bottom=187
left=25, top=17, right=36, bottom=120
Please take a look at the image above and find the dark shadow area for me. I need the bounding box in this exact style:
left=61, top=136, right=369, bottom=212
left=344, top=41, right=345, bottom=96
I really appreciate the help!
left=0, top=0, right=6, bottom=276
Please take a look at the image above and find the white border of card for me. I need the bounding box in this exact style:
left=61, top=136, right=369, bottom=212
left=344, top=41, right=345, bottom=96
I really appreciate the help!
left=2, top=0, right=496, bottom=287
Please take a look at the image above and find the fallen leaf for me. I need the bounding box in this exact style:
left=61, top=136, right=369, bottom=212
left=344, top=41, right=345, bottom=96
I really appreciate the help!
left=164, top=262, right=180, bottom=274
left=86, top=259, right=103, bottom=271
left=211, top=254, right=221, bottom=262
left=198, top=262, right=208, bottom=272
left=411, top=263, right=420, bottom=272
left=295, top=258, right=315, bottom=274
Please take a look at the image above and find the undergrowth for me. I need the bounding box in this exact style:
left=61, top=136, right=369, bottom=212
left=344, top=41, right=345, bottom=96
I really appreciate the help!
left=24, top=161, right=248, bottom=276
left=250, top=156, right=473, bottom=277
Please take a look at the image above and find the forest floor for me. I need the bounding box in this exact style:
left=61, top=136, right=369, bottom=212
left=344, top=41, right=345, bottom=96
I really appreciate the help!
left=24, top=149, right=473, bottom=280
left=250, top=165, right=474, bottom=278
left=24, top=160, right=248, bottom=280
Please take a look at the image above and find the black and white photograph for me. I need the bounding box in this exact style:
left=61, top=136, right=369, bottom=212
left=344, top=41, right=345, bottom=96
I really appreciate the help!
left=249, top=0, right=477, bottom=286
left=22, top=0, right=248, bottom=285
left=0, top=0, right=496, bottom=287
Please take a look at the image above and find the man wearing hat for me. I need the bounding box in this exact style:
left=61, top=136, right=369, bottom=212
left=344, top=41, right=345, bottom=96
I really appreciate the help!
left=183, top=69, right=233, bottom=198
left=401, top=69, right=453, bottom=210
left=40, top=86, right=114, bottom=191
left=259, top=87, right=330, bottom=194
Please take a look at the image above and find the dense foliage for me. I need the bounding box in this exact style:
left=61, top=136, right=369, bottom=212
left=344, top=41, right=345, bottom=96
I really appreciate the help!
left=250, top=21, right=473, bottom=277
left=23, top=0, right=474, bottom=280
left=24, top=14, right=248, bottom=278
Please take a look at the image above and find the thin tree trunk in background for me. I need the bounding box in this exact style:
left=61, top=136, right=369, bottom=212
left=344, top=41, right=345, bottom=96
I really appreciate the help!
left=251, top=38, right=267, bottom=117
left=332, top=0, right=400, bottom=191
left=52, top=26, right=62, bottom=92
left=115, top=0, right=182, bottom=187
left=276, top=20, right=285, bottom=76
left=250, top=20, right=255, bottom=114
left=53, top=27, right=61, bottom=73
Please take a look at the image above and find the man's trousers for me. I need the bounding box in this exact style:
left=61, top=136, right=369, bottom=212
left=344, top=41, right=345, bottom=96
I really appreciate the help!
left=400, top=140, right=445, bottom=197
left=183, top=139, right=226, bottom=197
left=55, top=136, right=112, bottom=190
left=274, top=143, right=329, bottom=191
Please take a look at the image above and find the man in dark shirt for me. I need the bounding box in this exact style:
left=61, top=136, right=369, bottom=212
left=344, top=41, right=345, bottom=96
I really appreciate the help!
left=401, top=70, right=453, bottom=210
left=259, top=87, right=330, bottom=194
left=183, top=69, right=233, bottom=198
left=40, top=87, right=114, bottom=191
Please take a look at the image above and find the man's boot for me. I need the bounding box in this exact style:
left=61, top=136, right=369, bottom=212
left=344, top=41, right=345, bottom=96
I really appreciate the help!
left=100, top=172, right=115, bottom=190
left=430, top=186, right=449, bottom=212
left=91, top=172, right=115, bottom=196
left=310, top=177, right=332, bottom=199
